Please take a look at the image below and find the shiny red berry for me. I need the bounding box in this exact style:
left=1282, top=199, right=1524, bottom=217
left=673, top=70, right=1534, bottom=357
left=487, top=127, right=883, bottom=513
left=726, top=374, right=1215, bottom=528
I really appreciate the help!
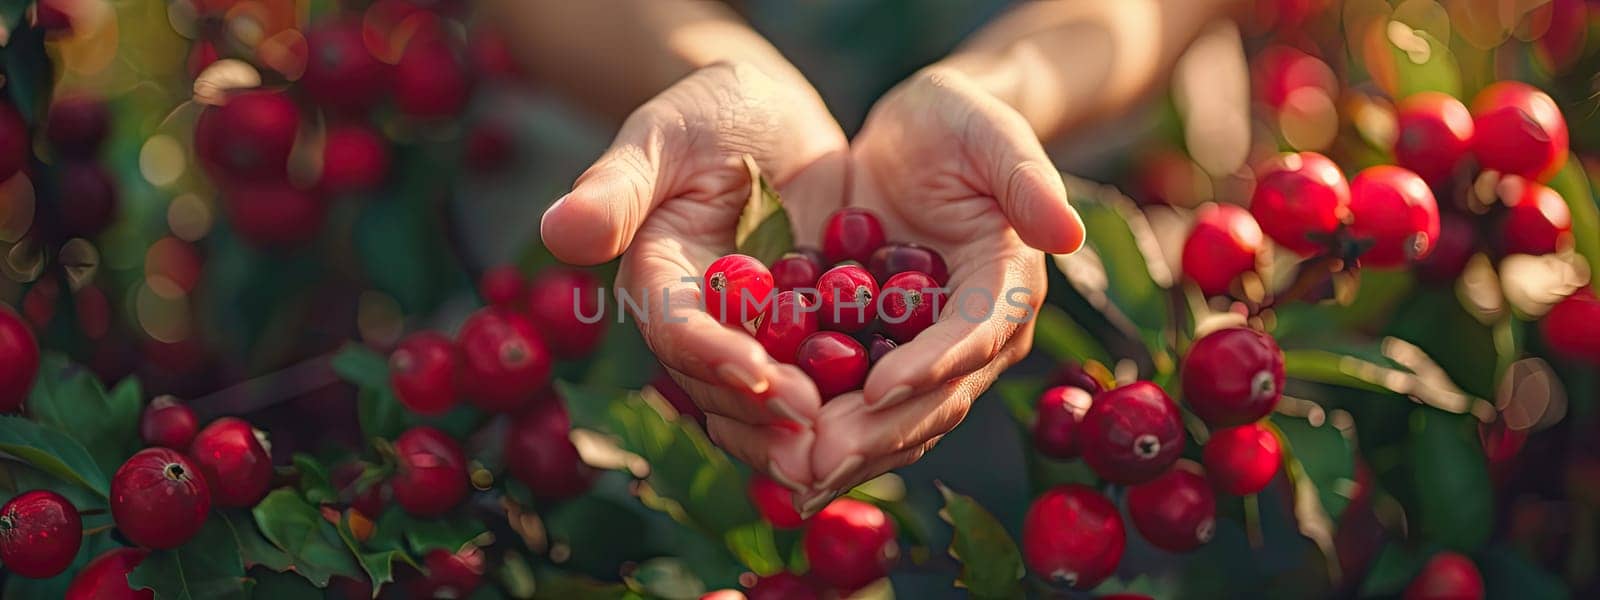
left=1126, top=462, right=1216, bottom=553
left=456, top=307, right=551, bottom=412
left=0, top=305, right=41, bottom=412
left=1498, top=176, right=1572, bottom=255
left=703, top=254, right=775, bottom=324
left=394, top=36, right=471, bottom=119
left=527, top=268, right=607, bottom=359
left=1033, top=386, right=1093, bottom=459
left=755, top=291, right=819, bottom=364
left=1542, top=288, right=1600, bottom=364
left=1080, top=382, right=1185, bottom=484
left=194, top=91, right=300, bottom=183
left=0, top=490, right=82, bottom=578
left=867, top=334, right=897, bottom=364
left=1403, top=551, right=1484, bottom=600
left=188, top=417, right=274, bottom=508
left=1181, top=327, right=1284, bottom=427
left=747, top=572, right=821, bottom=600
left=47, top=95, right=110, bottom=159
left=1471, top=81, right=1568, bottom=183
left=391, top=426, right=468, bottom=517
left=1347, top=166, right=1440, bottom=267
left=816, top=264, right=877, bottom=332
left=1050, top=361, right=1104, bottom=394
left=821, top=208, right=887, bottom=265
left=111, top=447, right=211, bottom=549
left=409, top=547, right=484, bottom=599
left=140, top=395, right=198, bottom=449
left=0, top=103, right=30, bottom=183
left=1252, top=46, right=1337, bottom=112
left=802, top=498, right=898, bottom=591
left=1393, top=92, right=1473, bottom=185
left=65, top=547, right=153, bottom=600
left=318, top=123, right=390, bottom=194
left=1022, top=484, right=1125, bottom=590
left=1415, top=212, right=1476, bottom=284
left=796, top=332, right=868, bottom=400
left=221, top=181, right=328, bottom=246
left=58, top=161, right=119, bottom=237
left=1203, top=422, right=1282, bottom=495
left=771, top=251, right=823, bottom=292
left=748, top=474, right=804, bottom=529
left=1181, top=203, right=1264, bottom=296
left=879, top=271, right=945, bottom=342
left=1250, top=152, right=1351, bottom=256
left=868, top=243, right=949, bottom=286
left=390, top=331, right=461, bottom=415
left=300, top=20, right=390, bottom=113
left=505, top=396, right=594, bottom=500
left=477, top=266, right=525, bottom=309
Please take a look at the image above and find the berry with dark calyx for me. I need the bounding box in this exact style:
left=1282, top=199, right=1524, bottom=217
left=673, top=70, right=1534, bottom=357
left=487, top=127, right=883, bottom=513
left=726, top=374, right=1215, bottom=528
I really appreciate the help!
left=221, top=181, right=328, bottom=246
left=0, top=304, right=41, bottom=412
left=879, top=271, right=946, bottom=342
left=867, top=334, right=897, bottom=364
left=194, top=91, right=300, bottom=183
left=755, top=290, right=819, bottom=364
left=771, top=251, right=823, bottom=292
left=747, top=572, right=821, bottom=600
left=478, top=265, right=526, bottom=309
left=868, top=243, right=949, bottom=286
left=1126, top=462, right=1216, bottom=553
left=802, top=498, right=898, bottom=591
left=1347, top=165, right=1440, bottom=267
left=526, top=268, right=607, bottom=359
left=456, top=307, right=551, bottom=412
left=821, top=207, right=887, bottom=265
left=1498, top=176, right=1572, bottom=256
left=140, top=395, right=199, bottom=449
left=47, top=95, right=110, bottom=158
left=1022, top=484, right=1125, bottom=590
left=815, top=264, right=877, bottom=332
left=65, top=547, right=153, bottom=600
left=1393, top=92, right=1474, bottom=185
left=1470, top=81, right=1568, bottom=183
left=188, top=417, right=274, bottom=508
left=409, top=547, right=485, bottom=599
left=1033, top=386, right=1093, bottom=459
left=111, top=447, right=211, bottom=549
left=0, top=490, right=82, bottom=578
left=796, top=332, right=868, bottom=400
left=0, top=103, right=30, bottom=183
left=748, top=474, right=804, bottom=529
left=703, top=254, right=775, bottom=324
left=505, top=397, right=594, bottom=500
left=391, top=426, right=468, bottom=517
left=394, top=35, right=471, bottom=119
left=1080, top=381, right=1185, bottom=484
left=390, top=331, right=460, bottom=415
left=1403, top=551, right=1484, bottom=600
left=1415, top=211, right=1476, bottom=285
left=1250, top=152, right=1351, bottom=256
left=58, top=161, right=119, bottom=236
left=1203, top=422, right=1282, bottom=496
left=300, top=20, right=389, bottom=113
left=1541, top=288, right=1600, bottom=365
left=1181, top=203, right=1264, bottom=296
left=1181, top=327, right=1285, bottom=427
left=318, top=123, right=390, bottom=194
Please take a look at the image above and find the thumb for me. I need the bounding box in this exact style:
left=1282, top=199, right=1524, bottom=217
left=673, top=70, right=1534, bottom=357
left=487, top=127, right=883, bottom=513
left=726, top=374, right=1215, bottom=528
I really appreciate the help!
left=540, top=110, right=672, bottom=265
left=967, top=100, right=1087, bottom=254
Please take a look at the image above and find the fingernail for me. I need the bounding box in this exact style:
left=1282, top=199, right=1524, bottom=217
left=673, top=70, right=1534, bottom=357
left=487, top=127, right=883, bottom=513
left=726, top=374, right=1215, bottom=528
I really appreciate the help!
left=716, top=363, right=770, bottom=396
left=767, top=398, right=812, bottom=428
left=799, top=489, right=841, bottom=518
left=867, top=384, right=913, bottom=409
left=768, top=461, right=807, bottom=492
left=815, top=455, right=863, bottom=492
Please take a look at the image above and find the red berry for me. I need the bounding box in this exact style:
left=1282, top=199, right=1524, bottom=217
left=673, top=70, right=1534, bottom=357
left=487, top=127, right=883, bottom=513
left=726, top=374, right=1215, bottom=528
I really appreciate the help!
left=111, top=447, right=211, bottom=549
left=391, top=426, right=468, bottom=517
left=748, top=474, right=804, bottom=529
left=65, top=547, right=153, bottom=600
left=469, top=28, right=521, bottom=80
left=1050, top=361, right=1104, bottom=394
left=821, top=208, right=887, bottom=265
left=1080, top=382, right=1185, bottom=484
left=867, top=334, right=897, bottom=364
left=140, top=395, right=198, bottom=449
left=796, top=332, right=868, bottom=400
left=1125, top=462, right=1216, bottom=552
left=1393, top=92, right=1474, bottom=185
left=1033, top=386, right=1093, bottom=459
left=1250, top=152, right=1351, bottom=256
left=1203, top=422, right=1282, bottom=495
left=1022, top=484, right=1125, bottom=590
left=478, top=265, right=526, bottom=308
left=0, top=304, right=40, bottom=412
left=456, top=307, right=551, bottom=412
left=1499, top=176, right=1572, bottom=255
left=526, top=268, right=608, bottom=359
left=1542, top=288, right=1600, bottom=364
left=464, top=123, right=515, bottom=173
left=0, top=490, right=82, bottom=578
left=34, top=0, right=72, bottom=33
left=1181, top=203, right=1264, bottom=296
left=57, top=161, right=119, bottom=237
left=1415, top=212, right=1476, bottom=284
left=1403, top=551, right=1485, bottom=600
left=318, top=123, right=390, bottom=194
left=390, top=331, right=461, bottom=415
left=1471, top=81, right=1568, bottom=183
left=0, top=103, right=30, bottom=183
left=815, top=264, right=877, bottom=332
left=300, top=21, right=390, bottom=113
left=771, top=251, right=823, bottom=292
left=194, top=91, right=300, bottom=183
left=1347, top=166, right=1440, bottom=267
left=188, top=417, right=274, bottom=508
left=703, top=254, right=775, bottom=324
left=410, top=547, right=484, bottom=599
left=879, top=271, right=946, bottom=342
left=747, top=572, right=821, bottom=600
left=394, top=37, right=471, bottom=119
left=221, top=181, right=328, bottom=246
left=1252, top=45, right=1337, bottom=112
left=755, top=290, right=819, bottom=364
left=802, top=498, right=898, bottom=591
left=504, top=397, right=594, bottom=500
left=47, top=96, right=110, bottom=159
left=1181, top=327, right=1284, bottom=427
left=868, top=243, right=949, bottom=286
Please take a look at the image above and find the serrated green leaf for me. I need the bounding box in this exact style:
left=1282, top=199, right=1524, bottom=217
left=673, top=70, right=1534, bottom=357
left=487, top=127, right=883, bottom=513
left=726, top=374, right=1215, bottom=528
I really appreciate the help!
left=251, top=489, right=364, bottom=586
left=0, top=415, right=109, bottom=497
left=24, top=354, right=141, bottom=479
left=294, top=453, right=336, bottom=505
left=218, top=509, right=293, bottom=573
left=394, top=511, right=488, bottom=554
left=937, top=483, right=1024, bottom=599
left=336, top=510, right=413, bottom=597
left=128, top=516, right=250, bottom=600
left=1409, top=409, right=1491, bottom=551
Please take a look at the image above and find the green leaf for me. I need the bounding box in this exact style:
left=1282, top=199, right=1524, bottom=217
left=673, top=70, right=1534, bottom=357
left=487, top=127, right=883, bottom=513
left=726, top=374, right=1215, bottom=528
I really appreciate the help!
left=128, top=516, right=250, bottom=600
left=1383, top=23, right=1461, bottom=98
left=937, top=483, right=1025, bottom=599
left=0, top=415, right=109, bottom=497
left=293, top=453, right=336, bottom=505
left=1478, top=546, right=1570, bottom=600
left=993, top=377, right=1045, bottom=426
left=625, top=557, right=706, bottom=600
left=1547, top=157, right=1600, bottom=291
left=248, top=568, right=325, bottom=599
left=532, top=568, right=638, bottom=600
left=336, top=510, right=414, bottom=596
left=734, top=158, right=793, bottom=265
left=723, top=521, right=785, bottom=575
left=251, top=489, right=364, bottom=586
left=1031, top=305, right=1113, bottom=367
left=331, top=344, right=390, bottom=390
left=1409, top=409, right=1492, bottom=552
left=2, top=27, right=52, bottom=122
left=390, top=510, right=488, bottom=554
left=218, top=509, right=293, bottom=573
left=1055, top=183, right=1171, bottom=359
left=1282, top=349, right=1412, bottom=396
left=24, top=354, right=141, bottom=479
left=1358, top=542, right=1430, bottom=597
left=1271, top=414, right=1357, bottom=523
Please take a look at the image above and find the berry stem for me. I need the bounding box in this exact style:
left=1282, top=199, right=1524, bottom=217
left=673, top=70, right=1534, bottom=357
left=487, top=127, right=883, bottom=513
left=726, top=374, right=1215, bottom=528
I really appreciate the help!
left=82, top=524, right=114, bottom=537
left=77, top=507, right=108, bottom=517
left=1258, top=255, right=1342, bottom=314
left=1243, top=493, right=1264, bottom=549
